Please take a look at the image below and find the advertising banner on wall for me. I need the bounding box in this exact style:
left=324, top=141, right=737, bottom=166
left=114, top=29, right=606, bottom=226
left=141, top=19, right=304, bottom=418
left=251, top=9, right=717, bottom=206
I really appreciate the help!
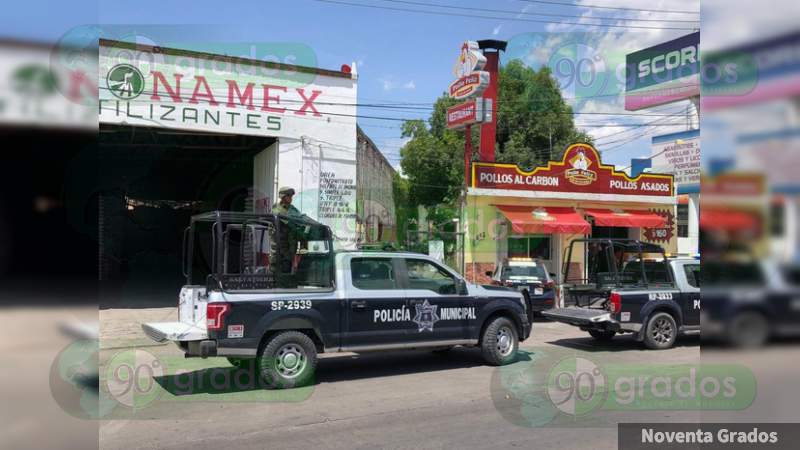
left=472, top=143, right=674, bottom=197
left=703, top=31, right=800, bottom=111
left=98, top=40, right=357, bottom=140
left=651, top=129, right=700, bottom=186
left=0, top=43, right=95, bottom=129
left=625, top=32, right=700, bottom=111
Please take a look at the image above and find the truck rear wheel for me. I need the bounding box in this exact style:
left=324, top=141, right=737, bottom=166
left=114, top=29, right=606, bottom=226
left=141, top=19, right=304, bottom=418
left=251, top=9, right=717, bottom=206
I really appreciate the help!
left=588, top=330, right=616, bottom=341
left=257, top=331, right=317, bottom=389
left=643, top=312, right=677, bottom=350
left=481, top=317, right=518, bottom=366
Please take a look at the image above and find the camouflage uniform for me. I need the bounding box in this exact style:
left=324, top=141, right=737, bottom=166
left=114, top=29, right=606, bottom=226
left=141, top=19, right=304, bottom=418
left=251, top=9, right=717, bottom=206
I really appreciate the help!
left=270, top=188, right=302, bottom=278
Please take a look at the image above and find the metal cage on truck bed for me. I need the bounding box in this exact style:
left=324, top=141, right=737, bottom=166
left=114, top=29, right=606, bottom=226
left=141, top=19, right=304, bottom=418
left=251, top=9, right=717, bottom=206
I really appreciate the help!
left=561, top=239, right=673, bottom=307
left=183, top=211, right=335, bottom=292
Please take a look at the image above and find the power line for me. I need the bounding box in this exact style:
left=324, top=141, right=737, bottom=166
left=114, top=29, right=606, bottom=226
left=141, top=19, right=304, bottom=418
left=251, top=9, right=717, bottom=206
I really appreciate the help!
left=375, top=0, right=700, bottom=23
left=308, top=0, right=699, bottom=30
left=514, top=0, right=700, bottom=15
left=99, top=87, right=693, bottom=125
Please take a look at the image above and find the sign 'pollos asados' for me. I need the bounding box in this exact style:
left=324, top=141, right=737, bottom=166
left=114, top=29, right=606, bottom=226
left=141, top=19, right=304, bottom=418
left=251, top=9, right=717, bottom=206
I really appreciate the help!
left=472, top=143, right=674, bottom=197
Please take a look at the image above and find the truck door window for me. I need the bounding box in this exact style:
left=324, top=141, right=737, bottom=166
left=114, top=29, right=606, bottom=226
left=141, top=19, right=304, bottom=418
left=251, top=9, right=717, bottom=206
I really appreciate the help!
left=405, top=259, right=457, bottom=294
left=351, top=258, right=398, bottom=290
left=683, top=264, right=700, bottom=288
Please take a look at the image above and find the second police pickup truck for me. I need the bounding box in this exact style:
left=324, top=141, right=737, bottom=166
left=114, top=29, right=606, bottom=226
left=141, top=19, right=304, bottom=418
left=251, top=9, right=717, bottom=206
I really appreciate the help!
left=543, top=239, right=700, bottom=349
left=143, top=212, right=531, bottom=388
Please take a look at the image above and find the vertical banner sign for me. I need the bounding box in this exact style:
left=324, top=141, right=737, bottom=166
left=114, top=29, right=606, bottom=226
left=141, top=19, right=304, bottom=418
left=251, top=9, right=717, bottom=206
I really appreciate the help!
left=448, top=40, right=504, bottom=185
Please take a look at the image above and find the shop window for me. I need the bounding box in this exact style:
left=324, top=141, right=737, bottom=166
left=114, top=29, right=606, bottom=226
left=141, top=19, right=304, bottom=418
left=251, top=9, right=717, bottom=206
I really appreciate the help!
left=677, top=204, right=689, bottom=238
left=508, top=236, right=551, bottom=260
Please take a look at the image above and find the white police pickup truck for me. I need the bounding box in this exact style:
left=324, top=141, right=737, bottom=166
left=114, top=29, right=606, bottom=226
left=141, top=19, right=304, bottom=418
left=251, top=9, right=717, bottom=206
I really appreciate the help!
left=142, top=212, right=531, bottom=388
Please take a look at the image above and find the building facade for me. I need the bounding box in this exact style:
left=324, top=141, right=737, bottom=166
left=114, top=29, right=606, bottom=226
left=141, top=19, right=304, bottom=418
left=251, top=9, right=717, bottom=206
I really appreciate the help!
left=462, top=143, right=677, bottom=285
left=96, top=39, right=360, bottom=302
left=356, top=126, right=396, bottom=244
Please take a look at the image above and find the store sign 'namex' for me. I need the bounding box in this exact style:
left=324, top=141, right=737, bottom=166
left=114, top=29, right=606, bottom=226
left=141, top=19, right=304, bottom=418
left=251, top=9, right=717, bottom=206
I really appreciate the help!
left=472, top=143, right=674, bottom=197
left=449, top=41, right=489, bottom=100
left=446, top=98, right=485, bottom=129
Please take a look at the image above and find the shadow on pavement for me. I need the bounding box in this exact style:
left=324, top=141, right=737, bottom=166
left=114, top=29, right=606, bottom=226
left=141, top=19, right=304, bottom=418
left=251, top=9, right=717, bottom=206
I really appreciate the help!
left=316, top=348, right=533, bottom=383
left=152, top=348, right=535, bottom=396
left=545, top=333, right=700, bottom=352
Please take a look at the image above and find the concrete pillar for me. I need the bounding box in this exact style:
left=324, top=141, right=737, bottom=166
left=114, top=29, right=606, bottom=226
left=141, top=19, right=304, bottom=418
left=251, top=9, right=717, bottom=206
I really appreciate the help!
left=687, top=192, right=700, bottom=255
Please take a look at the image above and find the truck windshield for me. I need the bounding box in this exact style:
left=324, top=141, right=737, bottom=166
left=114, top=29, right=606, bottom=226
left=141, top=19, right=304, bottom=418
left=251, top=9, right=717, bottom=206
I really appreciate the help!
left=503, top=265, right=546, bottom=280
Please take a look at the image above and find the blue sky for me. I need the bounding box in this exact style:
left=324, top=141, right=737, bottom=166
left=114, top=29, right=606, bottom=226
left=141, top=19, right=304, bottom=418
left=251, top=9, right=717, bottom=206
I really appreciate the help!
left=3, top=0, right=701, bottom=168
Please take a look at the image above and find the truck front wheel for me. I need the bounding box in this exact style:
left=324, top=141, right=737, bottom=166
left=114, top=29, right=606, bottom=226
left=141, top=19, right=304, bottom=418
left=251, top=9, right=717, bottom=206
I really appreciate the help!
left=257, top=331, right=317, bottom=389
left=727, top=311, right=769, bottom=348
left=481, top=317, right=519, bottom=366
left=643, top=312, right=677, bottom=350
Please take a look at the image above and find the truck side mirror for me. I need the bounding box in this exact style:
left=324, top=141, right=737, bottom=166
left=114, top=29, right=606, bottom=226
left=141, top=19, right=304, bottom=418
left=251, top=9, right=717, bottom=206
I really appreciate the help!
left=485, top=271, right=493, bottom=277
left=549, top=273, right=556, bottom=278
left=458, top=280, right=468, bottom=295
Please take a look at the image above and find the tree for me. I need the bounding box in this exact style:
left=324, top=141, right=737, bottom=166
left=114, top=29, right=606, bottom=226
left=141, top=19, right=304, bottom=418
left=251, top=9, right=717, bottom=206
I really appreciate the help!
left=399, top=59, right=592, bottom=207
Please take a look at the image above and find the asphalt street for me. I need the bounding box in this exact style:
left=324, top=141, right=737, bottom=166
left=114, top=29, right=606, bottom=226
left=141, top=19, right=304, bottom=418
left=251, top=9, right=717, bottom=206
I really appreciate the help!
left=96, top=309, right=705, bottom=450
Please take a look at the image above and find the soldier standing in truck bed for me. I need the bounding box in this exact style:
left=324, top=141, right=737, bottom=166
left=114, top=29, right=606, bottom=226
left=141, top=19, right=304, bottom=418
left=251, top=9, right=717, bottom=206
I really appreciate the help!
left=271, top=187, right=302, bottom=284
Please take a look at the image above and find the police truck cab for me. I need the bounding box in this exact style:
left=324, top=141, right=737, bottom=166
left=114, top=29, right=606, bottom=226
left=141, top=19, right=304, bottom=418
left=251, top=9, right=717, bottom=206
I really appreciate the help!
left=142, top=211, right=531, bottom=388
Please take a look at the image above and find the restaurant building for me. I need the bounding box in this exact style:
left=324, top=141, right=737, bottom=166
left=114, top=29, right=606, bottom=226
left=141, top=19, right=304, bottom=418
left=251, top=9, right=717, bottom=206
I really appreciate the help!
left=462, top=143, right=677, bottom=284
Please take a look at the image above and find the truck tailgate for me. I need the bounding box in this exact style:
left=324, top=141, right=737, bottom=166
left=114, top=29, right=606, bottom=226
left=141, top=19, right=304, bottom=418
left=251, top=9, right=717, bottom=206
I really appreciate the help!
left=543, top=307, right=611, bottom=326
left=142, top=322, right=208, bottom=343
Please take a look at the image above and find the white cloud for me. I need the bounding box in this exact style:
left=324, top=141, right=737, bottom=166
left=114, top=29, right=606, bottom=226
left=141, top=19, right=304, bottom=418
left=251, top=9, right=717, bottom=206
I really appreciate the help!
left=380, top=77, right=416, bottom=91
left=703, top=0, right=800, bottom=50
left=492, top=24, right=502, bottom=36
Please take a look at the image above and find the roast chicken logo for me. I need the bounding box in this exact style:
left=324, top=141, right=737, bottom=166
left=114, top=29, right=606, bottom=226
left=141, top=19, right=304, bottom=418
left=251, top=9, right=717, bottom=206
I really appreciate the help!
left=565, top=149, right=597, bottom=186
left=452, top=41, right=486, bottom=78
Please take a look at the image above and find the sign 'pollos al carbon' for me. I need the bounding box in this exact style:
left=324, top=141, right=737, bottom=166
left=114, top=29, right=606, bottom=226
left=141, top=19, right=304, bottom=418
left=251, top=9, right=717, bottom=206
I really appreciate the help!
left=472, top=143, right=674, bottom=197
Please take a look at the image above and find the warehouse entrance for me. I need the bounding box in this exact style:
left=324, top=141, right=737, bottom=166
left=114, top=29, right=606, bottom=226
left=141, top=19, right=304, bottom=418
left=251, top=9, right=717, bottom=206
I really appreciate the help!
left=98, top=124, right=276, bottom=307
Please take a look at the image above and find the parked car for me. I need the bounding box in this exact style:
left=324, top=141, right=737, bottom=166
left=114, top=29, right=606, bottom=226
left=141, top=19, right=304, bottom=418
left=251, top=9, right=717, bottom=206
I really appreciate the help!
left=702, top=258, right=800, bottom=347
left=487, top=258, right=557, bottom=315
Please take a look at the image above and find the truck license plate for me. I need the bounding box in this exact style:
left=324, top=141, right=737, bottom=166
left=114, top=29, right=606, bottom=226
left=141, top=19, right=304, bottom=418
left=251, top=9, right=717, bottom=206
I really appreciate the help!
left=534, top=288, right=543, bottom=295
